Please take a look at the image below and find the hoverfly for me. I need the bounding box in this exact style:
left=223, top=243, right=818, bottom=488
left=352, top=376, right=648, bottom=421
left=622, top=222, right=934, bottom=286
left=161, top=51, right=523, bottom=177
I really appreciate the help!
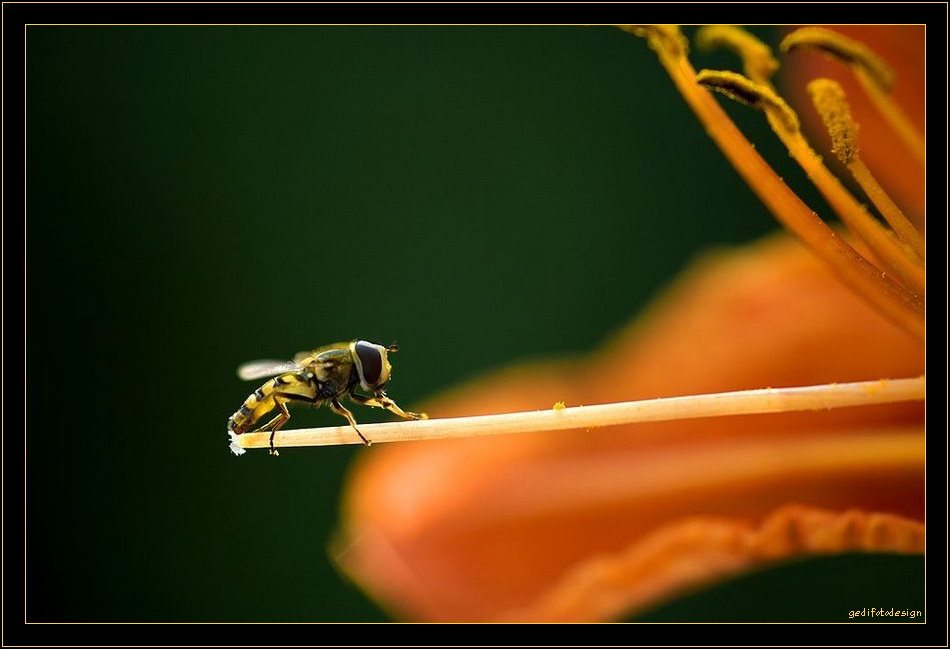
left=228, top=340, right=426, bottom=455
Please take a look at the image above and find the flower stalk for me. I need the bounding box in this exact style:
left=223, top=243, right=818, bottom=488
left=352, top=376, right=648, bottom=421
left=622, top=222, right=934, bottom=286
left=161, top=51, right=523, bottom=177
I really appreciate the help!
left=230, top=376, right=925, bottom=452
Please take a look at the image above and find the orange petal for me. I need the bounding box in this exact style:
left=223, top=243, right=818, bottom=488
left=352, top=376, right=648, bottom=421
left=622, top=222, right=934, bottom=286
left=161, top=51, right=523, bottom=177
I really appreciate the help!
left=502, top=504, right=925, bottom=622
left=335, top=234, right=923, bottom=622
left=781, top=26, right=925, bottom=220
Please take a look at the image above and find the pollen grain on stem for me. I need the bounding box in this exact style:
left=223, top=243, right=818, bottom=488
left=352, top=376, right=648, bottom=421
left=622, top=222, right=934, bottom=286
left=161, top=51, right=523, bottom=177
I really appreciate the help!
left=229, top=377, right=927, bottom=451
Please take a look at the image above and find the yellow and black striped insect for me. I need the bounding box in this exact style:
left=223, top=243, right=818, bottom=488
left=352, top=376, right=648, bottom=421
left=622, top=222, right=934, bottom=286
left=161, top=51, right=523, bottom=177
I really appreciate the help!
left=228, top=340, right=426, bottom=455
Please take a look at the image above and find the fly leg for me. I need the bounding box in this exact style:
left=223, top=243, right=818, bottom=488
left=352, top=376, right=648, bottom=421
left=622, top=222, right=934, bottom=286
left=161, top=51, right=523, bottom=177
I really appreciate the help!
left=250, top=398, right=291, bottom=456
left=350, top=391, right=428, bottom=421
left=266, top=398, right=292, bottom=456
left=329, top=398, right=371, bottom=446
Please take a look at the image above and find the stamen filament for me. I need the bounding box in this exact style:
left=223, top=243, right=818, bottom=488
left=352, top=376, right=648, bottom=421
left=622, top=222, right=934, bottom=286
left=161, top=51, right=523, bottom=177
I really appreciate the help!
left=783, top=129, right=926, bottom=298
left=849, top=158, right=926, bottom=260
left=856, top=66, right=927, bottom=164
left=230, top=377, right=926, bottom=450
left=807, top=78, right=926, bottom=262
left=619, top=26, right=924, bottom=341
left=781, top=27, right=925, bottom=164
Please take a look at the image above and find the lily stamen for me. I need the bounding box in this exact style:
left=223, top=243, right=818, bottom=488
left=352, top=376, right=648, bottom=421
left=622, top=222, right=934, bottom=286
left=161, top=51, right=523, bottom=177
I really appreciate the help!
left=696, top=26, right=924, bottom=254
left=694, top=25, right=924, bottom=263
left=808, top=78, right=926, bottom=261
left=697, top=69, right=925, bottom=300
left=618, top=25, right=924, bottom=341
left=781, top=27, right=925, bottom=164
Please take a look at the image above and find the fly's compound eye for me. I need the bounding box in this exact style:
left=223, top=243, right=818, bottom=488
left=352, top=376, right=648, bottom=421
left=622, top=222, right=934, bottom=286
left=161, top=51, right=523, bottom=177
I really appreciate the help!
left=354, top=340, right=385, bottom=389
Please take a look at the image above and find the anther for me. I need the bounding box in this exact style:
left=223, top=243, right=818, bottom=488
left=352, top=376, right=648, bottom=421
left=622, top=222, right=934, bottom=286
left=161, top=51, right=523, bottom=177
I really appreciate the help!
left=696, top=69, right=799, bottom=133
left=695, top=25, right=779, bottom=84
left=780, top=27, right=895, bottom=92
left=807, top=79, right=859, bottom=165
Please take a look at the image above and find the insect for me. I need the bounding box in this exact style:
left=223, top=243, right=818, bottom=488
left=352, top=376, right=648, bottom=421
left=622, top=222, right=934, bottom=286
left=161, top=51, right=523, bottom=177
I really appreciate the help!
left=228, top=340, right=426, bottom=455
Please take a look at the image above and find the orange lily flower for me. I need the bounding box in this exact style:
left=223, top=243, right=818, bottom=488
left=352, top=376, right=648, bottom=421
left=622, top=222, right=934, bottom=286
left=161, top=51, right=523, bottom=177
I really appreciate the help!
left=334, top=26, right=926, bottom=623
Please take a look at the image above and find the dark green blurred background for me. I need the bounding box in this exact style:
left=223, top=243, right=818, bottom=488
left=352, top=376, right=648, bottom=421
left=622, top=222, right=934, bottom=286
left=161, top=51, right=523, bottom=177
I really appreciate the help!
left=28, top=25, right=908, bottom=623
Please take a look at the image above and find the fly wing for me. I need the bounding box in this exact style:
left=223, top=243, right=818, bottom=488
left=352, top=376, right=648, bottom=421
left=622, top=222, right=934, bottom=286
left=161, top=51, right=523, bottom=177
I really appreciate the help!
left=236, top=359, right=302, bottom=381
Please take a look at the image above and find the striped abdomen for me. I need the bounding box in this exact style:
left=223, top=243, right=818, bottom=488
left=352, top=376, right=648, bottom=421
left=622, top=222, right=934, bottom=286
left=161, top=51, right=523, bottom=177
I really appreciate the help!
left=227, top=372, right=318, bottom=434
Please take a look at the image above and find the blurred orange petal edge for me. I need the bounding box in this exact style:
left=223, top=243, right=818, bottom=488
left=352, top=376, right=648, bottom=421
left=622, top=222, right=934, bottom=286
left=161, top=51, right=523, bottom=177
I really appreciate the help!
left=502, top=504, right=924, bottom=622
